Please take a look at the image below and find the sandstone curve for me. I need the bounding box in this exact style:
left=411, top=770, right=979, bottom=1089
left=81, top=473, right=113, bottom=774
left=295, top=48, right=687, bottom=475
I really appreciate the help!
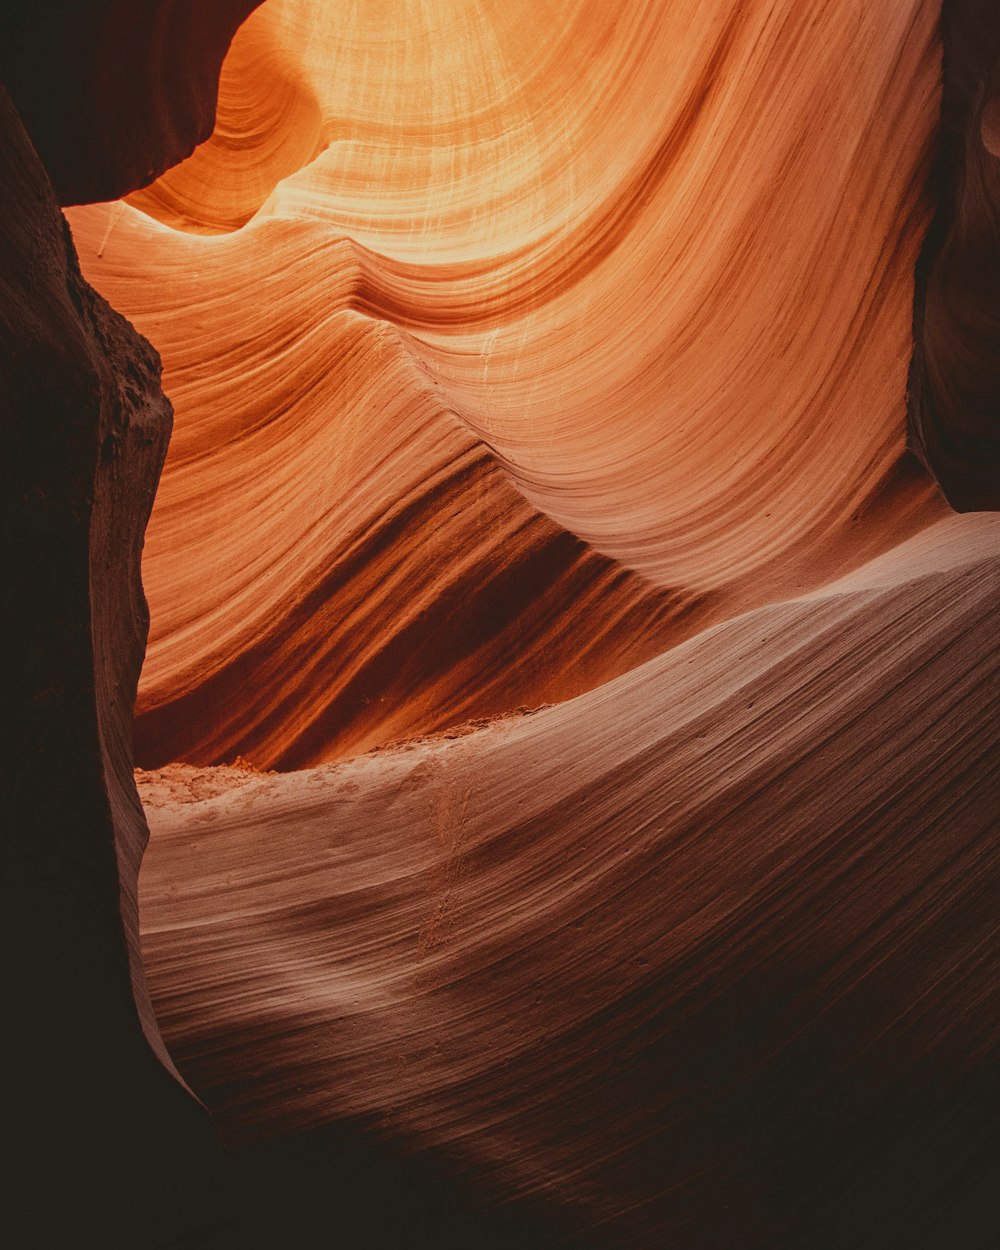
left=140, top=513, right=1000, bottom=1248
left=71, top=0, right=952, bottom=768
left=4, top=0, right=999, bottom=1243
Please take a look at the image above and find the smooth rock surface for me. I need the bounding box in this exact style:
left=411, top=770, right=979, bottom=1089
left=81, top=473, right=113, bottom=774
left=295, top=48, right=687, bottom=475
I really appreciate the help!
left=141, top=513, right=1000, bottom=1249
left=72, top=0, right=952, bottom=768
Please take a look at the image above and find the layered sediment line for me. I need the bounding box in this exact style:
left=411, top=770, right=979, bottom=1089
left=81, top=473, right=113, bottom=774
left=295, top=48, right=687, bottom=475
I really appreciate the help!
left=69, top=209, right=701, bottom=768
left=5, top=0, right=997, bottom=1244
left=140, top=512, right=1000, bottom=1248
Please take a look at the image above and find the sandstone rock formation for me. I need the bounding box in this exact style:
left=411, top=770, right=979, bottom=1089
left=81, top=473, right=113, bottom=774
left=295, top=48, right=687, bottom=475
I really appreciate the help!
left=70, top=0, right=951, bottom=768
left=0, top=82, right=223, bottom=1244
left=3, top=0, right=999, bottom=1246
left=1, top=4, right=265, bottom=1240
left=141, top=512, right=1000, bottom=1248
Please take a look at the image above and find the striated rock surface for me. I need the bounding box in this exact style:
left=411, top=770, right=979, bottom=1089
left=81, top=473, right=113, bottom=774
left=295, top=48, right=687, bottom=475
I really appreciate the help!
left=71, top=0, right=951, bottom=769
left=141, top=513, right=1000, bottom=1249
left=908, top=0, right=1000, bottom=509
left=66, top=204, right=709, bottom=768
left=4, top=0, right=1000, bottom=1245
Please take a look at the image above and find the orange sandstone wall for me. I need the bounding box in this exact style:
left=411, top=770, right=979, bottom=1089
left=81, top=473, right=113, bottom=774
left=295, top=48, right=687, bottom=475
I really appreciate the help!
left=71, top=0, right=951, bottom=768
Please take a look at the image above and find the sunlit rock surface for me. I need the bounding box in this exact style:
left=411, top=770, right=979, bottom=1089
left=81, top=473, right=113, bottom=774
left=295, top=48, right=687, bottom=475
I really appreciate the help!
left=70, top=0, right=952, bottom=767
left=7, top=0, right=996, bottom=1244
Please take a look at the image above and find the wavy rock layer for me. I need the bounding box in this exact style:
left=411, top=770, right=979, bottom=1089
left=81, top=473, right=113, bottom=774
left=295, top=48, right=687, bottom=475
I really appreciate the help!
left=36, top=0, right=999, bottom=1242
left=63, top=208, right=705, bottom=769
left=141, top=513, right=1000, bottom=1249
left=908, top=0, right=1000, bottom=509
left=70, top=0, right=950, bottom=768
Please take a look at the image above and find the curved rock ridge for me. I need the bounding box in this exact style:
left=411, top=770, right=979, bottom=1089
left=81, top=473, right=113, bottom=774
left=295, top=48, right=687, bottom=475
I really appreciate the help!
left=908, top=0, right=1000, bottom=510
left=70, top=0, right=952, bottom=767
left=0, top=0, right=266, bottom=205
left=70, top=205, right=704, bottom=770
left=126, top=15, right=324, bottom=234
left=4, top=0, right=989, bottom=1241
left=140, top=511, right=1000, bottom=1249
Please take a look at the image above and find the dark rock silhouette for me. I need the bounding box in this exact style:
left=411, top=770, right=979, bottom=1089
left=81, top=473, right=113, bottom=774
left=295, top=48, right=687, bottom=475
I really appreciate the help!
left=0, top=82, right=223, bottom=1244
left=909, top=0, right=1000, bottom=508
left=0, top=0, right=264, bottom=204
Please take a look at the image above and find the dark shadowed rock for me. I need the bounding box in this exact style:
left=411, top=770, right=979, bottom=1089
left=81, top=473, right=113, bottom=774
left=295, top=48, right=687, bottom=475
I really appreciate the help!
left=0, top=83, right=224, bottom=1244
left=0, top=0, right=265, bottom=205
left=909, top=0, right=1000, bottom=509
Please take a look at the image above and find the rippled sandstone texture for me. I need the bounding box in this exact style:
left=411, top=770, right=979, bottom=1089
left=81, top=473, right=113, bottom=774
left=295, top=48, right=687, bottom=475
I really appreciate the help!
left=4, top=0, right=1000, bottom=1246
left=141, top=513, right=1000, bottom=1249
left=71, top=0, right=953, bottom=767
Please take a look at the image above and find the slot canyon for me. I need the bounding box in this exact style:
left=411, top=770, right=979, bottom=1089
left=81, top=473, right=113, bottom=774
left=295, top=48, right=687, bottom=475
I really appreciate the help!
left=2, top=1, right=998, bottom=1246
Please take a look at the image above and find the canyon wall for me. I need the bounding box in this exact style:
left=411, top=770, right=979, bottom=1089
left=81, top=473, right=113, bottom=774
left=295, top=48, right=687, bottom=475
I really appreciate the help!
left=1, top=4, right=263, bottom=1241
left=2, top=0, right=998, bottom=1246
left=1, top=0, right=265, bottom=204
left=71, top=0, right=951, bottom=769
